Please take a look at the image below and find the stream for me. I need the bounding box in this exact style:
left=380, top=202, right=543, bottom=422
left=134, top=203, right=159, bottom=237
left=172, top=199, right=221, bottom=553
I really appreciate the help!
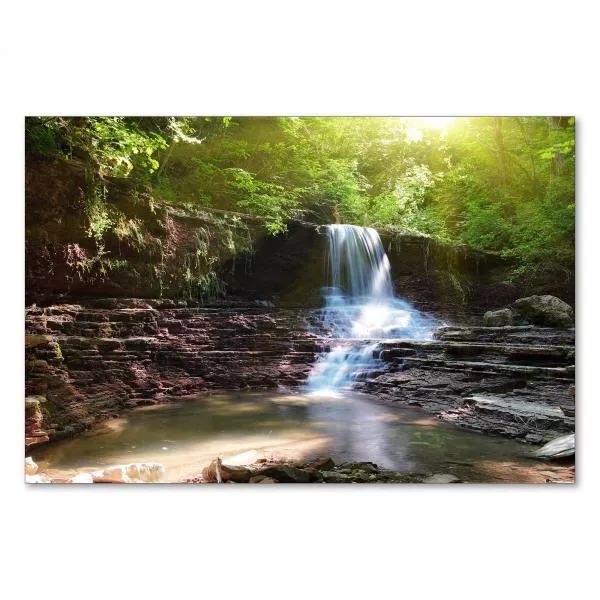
left=31, top=390, right=571, bottom=483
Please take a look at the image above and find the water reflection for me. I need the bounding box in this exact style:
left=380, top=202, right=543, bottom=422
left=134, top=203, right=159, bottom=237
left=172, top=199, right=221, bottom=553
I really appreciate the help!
left=29, top=390, right=568, bottom=483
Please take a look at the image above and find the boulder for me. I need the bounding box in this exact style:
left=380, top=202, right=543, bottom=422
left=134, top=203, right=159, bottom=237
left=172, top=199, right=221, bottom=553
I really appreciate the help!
left=513, top=295, right=574, bottom=327
left=306, top=457, right=335, bottom=471
left=91, top=465, right=129, bottom=483
left=25, top=457, right=38, bottom=475
left=125, top=462, right=165, bottom=482
left=340, top=461, right=379, bottom=474
left=534, top=433, right=575, bottom=460
left=258, top=465, right=312, bottom=483
left=307, top=469, right=324, bottom=482
left=202, top=458, right=252, bottom=483
left=249, top=475, right=277, bottom=484
left=483, top=308, right=514, bottom=327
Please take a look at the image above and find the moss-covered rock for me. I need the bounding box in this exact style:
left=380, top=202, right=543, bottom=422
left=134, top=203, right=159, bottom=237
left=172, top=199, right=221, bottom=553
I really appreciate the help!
left=513, top=295, right=574, bottom=328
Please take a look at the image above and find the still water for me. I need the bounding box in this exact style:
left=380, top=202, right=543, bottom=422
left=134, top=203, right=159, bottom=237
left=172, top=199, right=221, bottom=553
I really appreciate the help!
left=31, top=391, right=570, bottom=483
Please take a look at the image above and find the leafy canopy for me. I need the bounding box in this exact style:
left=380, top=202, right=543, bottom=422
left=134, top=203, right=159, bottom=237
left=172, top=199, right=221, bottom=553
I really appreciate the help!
left=26, top=115, right=575, bottom=284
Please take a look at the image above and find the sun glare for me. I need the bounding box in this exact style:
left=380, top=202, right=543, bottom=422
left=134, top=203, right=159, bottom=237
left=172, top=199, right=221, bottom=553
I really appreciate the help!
left=404, top=116, right=457, bottom=142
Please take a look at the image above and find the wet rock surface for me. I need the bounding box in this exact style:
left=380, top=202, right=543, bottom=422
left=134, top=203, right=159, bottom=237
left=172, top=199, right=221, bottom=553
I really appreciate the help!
left=26, top=299, right=576, bottom=450
left=182, top=455, right=573, bottom=484
left=185, top=457, right=449, bottom=484
left=25, top=300, right=575, bottom=457
left=534, top=433, right=575, bottom=460
left=25, top=395, right=51, bottom=448
left=354, top=325, right=575, bottom=443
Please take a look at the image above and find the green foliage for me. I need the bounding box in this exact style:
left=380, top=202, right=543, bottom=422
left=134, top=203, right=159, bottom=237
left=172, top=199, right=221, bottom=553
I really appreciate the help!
left=25, top=116, right=169, bottom=179
left=84, top=179, right=112, bottom=243
left=88, top=118, right=167, bottom=176
left=26, top=115, right=575, bottom=287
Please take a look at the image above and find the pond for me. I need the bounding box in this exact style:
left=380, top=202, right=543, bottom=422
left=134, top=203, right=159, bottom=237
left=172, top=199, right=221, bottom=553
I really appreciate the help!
left=31, top=391, right=571, bottom=483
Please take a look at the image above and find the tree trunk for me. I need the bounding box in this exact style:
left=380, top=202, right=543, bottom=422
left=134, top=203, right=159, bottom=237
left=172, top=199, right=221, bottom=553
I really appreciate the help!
left=494, top=117, right=507, bottom=187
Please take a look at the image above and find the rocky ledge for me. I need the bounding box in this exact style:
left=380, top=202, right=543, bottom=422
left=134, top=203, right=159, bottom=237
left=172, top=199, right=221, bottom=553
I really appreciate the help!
left=25, top=299, right=319, bottom=443
left=350, top=324, right=575, bottom=443
left=25, top=297, right=576, bottom=452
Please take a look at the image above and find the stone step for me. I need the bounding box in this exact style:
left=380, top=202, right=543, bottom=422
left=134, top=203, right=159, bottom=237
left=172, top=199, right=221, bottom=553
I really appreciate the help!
left=399, top=357, right=575, bottom=379
left=378, top=342, right=574, bottom=369
left=435, top=325, right=575, bottom=346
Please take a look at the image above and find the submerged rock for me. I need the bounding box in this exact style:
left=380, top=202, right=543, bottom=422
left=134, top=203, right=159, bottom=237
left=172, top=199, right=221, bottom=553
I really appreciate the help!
left=534, top=433, right=575, bottom=460
left=513, top=295, right=574, bottom=328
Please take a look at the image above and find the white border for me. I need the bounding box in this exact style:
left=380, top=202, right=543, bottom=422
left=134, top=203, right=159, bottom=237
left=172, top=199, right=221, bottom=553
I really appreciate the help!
left=2, top=2, right=599, bottom=599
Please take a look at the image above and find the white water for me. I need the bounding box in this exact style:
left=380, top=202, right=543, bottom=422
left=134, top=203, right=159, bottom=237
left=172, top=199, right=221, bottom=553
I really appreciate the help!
left=305, top=224, right=438, bottom=395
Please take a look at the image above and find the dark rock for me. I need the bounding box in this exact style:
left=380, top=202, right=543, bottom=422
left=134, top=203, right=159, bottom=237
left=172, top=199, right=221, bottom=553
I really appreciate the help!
left=135, top=399, right=157, bottom=406
left=513, top=295, right=574, bottom=328
left=321, top=471, right=352, bottom=483
left=307, top=469, right=324, bottom=482
left=249, top=475, right=278, bottom=484
left=258, top=465, right=313, bottom=483
left=307, top=457, right=335, bottom=471
left=340, top=461, right=379, bottom=474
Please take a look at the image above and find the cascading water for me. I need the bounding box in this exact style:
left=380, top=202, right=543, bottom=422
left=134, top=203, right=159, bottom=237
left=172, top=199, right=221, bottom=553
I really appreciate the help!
left=305, top=224, right=438, bottom=395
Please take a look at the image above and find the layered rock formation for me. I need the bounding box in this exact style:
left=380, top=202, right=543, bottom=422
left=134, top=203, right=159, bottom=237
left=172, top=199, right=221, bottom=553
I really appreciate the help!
left=353, top=325, right=575, bottom=442
left=25, top=299, right=318, bottom=441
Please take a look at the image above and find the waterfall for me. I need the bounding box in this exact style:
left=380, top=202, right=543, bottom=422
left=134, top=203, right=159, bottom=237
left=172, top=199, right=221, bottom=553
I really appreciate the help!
left=305, top=224, right=437, bottom=395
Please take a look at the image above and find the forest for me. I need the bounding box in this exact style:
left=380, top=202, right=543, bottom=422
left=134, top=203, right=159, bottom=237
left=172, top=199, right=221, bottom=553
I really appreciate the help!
left=25, top=116, right=575, bottom=287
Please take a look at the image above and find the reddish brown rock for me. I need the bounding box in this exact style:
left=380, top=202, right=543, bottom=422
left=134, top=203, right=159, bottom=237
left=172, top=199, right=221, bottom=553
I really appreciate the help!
left=25, top=301, right=319, bottom=444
